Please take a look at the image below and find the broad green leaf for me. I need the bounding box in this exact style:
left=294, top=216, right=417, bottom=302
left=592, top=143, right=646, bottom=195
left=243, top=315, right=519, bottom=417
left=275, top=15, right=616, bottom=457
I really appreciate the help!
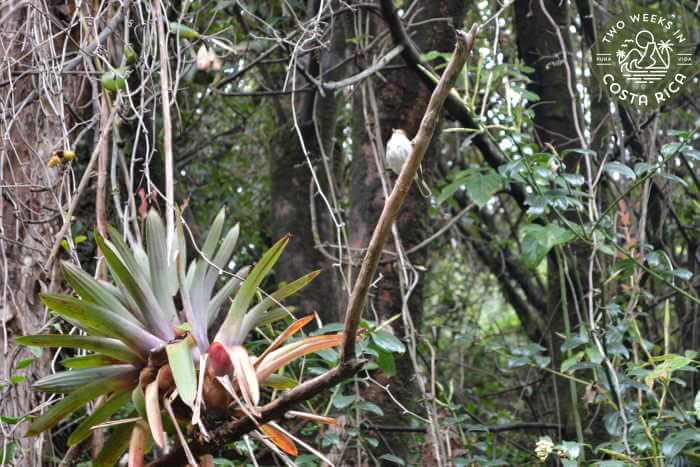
left=464, top=170, right=503, bottom=207
left=357, top=401, right=384, bottom=416
left=662, top=429, right=700, bottom=458
left=93, top=420, right=133, bottom=466
left=375, top=347, right=397, bottom=377
left=332, top=394, right=357, bottom=409
left=16, top=335, right=141, bottom=364
left=371, top=330, right=406, bottom=354
left=261, top=373, right=297, bottom=390
left=661, top=142, right=686, bottom=157
left=521, top=224, right=575, bottom=269
left=169, top=22, right=200, bottom=40
left=67, top=390, right=131, bottom=446
left=33, top=365, right=137, bottom=393
left=604, top=161, right=636, bottom=180
left=215, top=235, right=290, bottom=345
left=41, top=293, right=163, bottom=355
left=436, top=178, right=465, bottom=206
left=26, top=376, right=132, bottom=436
left=166, top=338, right=197, bottom=406
left=101, top=68, right=128, bottom=92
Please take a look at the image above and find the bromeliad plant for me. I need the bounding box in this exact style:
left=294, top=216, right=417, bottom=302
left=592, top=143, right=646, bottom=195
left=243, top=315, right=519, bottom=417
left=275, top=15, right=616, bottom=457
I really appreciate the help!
left=18, top=209, right=343, bottom=464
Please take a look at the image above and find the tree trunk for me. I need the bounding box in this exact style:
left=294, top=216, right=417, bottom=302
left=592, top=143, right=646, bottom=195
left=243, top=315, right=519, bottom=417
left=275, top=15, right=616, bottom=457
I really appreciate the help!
left=268, top=1, right=348, bottom=325
left=515, top=0, right=586, bottom=437
left=0, top=1, right=87, bottom=464
left=349, top=1, right=466, bottom=462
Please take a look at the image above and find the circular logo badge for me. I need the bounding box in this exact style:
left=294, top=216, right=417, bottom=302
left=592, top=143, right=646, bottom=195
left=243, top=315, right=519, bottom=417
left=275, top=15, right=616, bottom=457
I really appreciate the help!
left=592, top=10, right=698, bottom=108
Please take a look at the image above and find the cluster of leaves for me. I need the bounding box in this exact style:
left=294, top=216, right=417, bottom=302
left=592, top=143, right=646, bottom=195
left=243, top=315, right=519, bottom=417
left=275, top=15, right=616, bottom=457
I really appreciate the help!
left=16, top=209, right=345, bottom=464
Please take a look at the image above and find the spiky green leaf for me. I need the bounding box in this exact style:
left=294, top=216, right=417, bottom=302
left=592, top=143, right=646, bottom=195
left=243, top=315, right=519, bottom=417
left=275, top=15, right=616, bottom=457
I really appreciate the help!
left=145, top=210, right=178, bottom=318
left=238, top=270, right=320, bottom=342
left=93, top=420, right=134, bottom=466
left=60, top=354, right=119, bottom=369
left=215, top=235, right=290, bottom=345
left=61, top=261, right=140, bottom=325
left=25, top=376, right=133, bottom=436
left=207, top=266, right=249, bottom=327
left=67, top=390, right=131, bottom=446
left=41, top=293, right=163, bottom=355
left=33, top=365, right=137, bottom=393
left=95, top=232, right=175, bottom=341
left=16, top=335, right=141, bottom=364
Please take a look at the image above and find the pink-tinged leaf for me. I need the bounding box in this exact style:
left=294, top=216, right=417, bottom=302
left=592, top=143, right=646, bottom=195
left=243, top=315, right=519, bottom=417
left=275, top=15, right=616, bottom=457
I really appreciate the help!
left=228, top=345, right=260, bottom=407
left=255, top=315, right=315, bottom=366
left=256, top=334, right=343, bottom=381
left=261, top=424, right=298, bottom=456
left=145, top=380, right=166, bottom=448
left=17, top=334, right=141, bottom=364
left=207, top=341, right=232, bottom=377
left=128, top=422, right=147, bottom=467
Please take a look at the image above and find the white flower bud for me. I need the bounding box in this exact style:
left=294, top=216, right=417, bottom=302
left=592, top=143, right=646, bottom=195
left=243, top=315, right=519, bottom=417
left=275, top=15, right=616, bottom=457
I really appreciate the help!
left=535, top=436, right=554, bottom=462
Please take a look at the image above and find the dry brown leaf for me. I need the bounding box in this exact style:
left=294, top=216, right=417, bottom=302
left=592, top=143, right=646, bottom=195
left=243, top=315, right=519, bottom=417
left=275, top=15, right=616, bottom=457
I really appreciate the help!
left=261, top=424, right=298, bottom=456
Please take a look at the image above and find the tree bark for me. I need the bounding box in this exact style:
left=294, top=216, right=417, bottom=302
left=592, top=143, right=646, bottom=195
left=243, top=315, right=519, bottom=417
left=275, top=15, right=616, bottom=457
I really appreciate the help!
left=268, top=1, right=347, bottom=325
left=349, top=0, right=466, bottom=461
left=515, top=0, right=585, bottom=437
left=0, top=1, right=87, bottom=464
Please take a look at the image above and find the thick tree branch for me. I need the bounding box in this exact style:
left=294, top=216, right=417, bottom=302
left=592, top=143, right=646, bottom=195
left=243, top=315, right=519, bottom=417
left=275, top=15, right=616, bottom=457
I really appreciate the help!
left=150, top=359, right=365, bottom=465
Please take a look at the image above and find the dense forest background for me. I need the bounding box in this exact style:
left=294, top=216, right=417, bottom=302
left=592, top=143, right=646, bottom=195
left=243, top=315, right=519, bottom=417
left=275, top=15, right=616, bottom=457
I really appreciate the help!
left=1, top=0, right=699, bottom=465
